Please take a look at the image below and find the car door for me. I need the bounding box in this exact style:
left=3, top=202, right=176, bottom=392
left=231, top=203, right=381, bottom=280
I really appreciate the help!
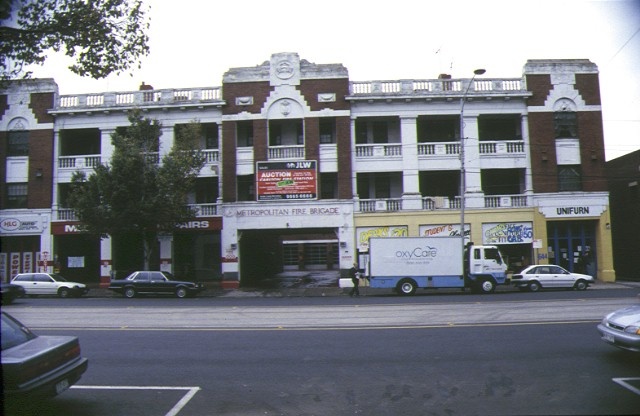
left=13, top=274, right=35, bottom=294
left=132, top=272, right=151, bottom=292
left=149, top=272, right=171, bottom=294
left=34, top=273, right=57, bottom=295
left=533, top=266, right=553, bottom=287
left=549, top=266, right=572, bottom=287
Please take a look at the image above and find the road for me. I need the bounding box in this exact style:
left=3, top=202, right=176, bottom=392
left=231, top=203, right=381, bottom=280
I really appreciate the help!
left=3, top=289, right=640, bottom=415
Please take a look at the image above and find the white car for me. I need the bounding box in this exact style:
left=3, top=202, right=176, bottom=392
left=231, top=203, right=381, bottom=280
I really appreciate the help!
left=511, top=265, right=594, bottom=292
left=11, top=273, right=89, bottom=298
left=597, top=304, right=640, bottom=352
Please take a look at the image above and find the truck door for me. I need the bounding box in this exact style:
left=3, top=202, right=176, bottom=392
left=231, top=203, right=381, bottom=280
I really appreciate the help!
left=480, top=247, right=504, bottom=274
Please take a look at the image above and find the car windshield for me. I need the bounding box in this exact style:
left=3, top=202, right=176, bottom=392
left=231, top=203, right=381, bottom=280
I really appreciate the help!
left=1, top=312, right=37, bottom=351
left=50, top=274, right=69, bottom=282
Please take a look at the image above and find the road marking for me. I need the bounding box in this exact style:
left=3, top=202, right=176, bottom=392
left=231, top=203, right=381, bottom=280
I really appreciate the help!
left=71, top=385, right=201, bottom=416
left=613, top=378, right=640, bottom=396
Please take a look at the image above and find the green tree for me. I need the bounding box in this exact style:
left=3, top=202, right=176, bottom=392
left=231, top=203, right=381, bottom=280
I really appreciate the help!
left=67, top=111, right=206, bottom=270
left=0, top=0, right=150, bottom=81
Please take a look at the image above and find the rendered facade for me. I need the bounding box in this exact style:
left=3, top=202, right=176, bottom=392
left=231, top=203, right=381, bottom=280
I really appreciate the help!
left=0, top=53, right=615, bottom=287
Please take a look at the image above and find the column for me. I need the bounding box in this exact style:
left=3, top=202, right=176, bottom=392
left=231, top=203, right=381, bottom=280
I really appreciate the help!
left=99, top=236, right=112, bottom=287
left=400, top=116, right=422, bottom=210
left=462, top=113, right=484, bottom=208
left=521, top=114, right=534, bottom=195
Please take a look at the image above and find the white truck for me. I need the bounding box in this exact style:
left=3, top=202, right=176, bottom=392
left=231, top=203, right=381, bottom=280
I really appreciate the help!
left=364, top=236, right=508, bottom=295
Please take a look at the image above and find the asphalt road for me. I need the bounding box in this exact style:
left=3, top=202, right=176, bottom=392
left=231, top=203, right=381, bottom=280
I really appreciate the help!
left=3, top=288, right=640, bottom=415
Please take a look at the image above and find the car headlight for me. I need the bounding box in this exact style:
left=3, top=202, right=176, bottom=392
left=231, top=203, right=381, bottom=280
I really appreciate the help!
left=624, top=326, right=640, bottom=335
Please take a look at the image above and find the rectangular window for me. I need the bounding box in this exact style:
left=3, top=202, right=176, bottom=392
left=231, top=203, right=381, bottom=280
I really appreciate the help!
left=8, top=131, right=29, bottom=156
left=319, top=118, right=336, bottom=144
left=554, top=112, right=578, bottom=138
left=6, top=183, right=28, bottom=208
left=558, top=165, right=582, bottom=191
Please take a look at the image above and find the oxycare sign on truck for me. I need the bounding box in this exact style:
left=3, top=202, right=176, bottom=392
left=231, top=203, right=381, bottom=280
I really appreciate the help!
left=366, top=236, right=508, bottom=295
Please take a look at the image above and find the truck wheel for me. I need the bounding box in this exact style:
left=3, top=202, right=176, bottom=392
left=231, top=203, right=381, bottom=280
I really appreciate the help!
left=124, top=287, right=136, bottom=298
left=397, top=279, right=417, bottom=296
left=478, top=279, right=496, bottom=294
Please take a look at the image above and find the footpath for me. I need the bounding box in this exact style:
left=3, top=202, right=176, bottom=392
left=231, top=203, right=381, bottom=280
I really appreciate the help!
left=86, top=278, right=640, bottom=298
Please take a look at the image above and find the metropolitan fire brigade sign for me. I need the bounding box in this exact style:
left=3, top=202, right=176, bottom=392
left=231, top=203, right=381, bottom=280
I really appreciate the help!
left=256, top=161, right=317, bottom=201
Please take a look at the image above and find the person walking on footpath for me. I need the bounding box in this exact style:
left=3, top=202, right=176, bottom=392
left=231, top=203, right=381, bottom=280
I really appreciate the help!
left=349, top=262, right=360, bottom=297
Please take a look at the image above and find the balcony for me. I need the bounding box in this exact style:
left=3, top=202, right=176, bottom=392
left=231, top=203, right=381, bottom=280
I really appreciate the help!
left=358, top=198, right=403, bottom=212
left=355, top=194, right=530, bottom=213
left=189, top=203, right=220, bottom=217
left=479, top=140, right=525, bottom=155
left=58, top=155, right=102, bottom=170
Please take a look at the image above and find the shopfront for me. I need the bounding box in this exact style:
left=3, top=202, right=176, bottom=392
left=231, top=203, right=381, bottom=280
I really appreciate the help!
left=0, top=213, right=50, bottom=281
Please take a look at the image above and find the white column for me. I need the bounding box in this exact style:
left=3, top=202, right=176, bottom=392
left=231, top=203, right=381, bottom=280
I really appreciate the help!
left=101, top=128, right=115, bottom=163
left=400, top=116, right=422, bottom=210
left=462, top=112, right=484, bottom=208
left=99, top=236, right=112, bottom=287
left=521, top=114, right=534, bottom=194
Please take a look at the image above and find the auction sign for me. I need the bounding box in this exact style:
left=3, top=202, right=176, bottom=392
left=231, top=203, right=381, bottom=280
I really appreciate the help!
left=256, top=161, right=317, bottom=201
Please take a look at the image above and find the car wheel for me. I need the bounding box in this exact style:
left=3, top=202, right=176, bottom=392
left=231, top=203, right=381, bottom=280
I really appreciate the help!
left=175, top=287, right=188, bottom=298
left=124, top=287, right=136, bottom=298
left=397, top=279, right=417, bottom=296
left=574, top=280, right=588, bottom=291
left=479, top=279, right=496, bottom=294
left=528, top=281, right=541, bottom=292
left=58, top=287, right=71, bottom=298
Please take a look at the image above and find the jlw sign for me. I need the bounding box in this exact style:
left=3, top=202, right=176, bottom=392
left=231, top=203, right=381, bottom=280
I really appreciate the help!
left=256, top=161, right=317, bottom=201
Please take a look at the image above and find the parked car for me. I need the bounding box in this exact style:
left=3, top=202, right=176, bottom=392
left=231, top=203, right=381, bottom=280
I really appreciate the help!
left=597, top=304, right=640, bottom=352
left=10, top=273, right=89, bottom=298
left=1, top=282, right=26, bottom=305
left=108, top=271, right=204, bottom=298
left=1, top=311, right=88, bottom=399
left=511, top=264, right=594, bottom=292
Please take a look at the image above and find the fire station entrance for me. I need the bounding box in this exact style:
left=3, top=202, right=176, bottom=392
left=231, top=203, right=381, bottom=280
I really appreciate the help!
left=239, top=228, right=339, bottom=288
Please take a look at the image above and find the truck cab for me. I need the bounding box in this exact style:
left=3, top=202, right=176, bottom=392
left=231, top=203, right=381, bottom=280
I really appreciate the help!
left=464, top=243, right=508, bottom=292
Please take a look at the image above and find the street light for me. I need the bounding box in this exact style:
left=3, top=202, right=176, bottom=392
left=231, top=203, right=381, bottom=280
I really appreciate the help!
left=460, top=68, right=486, bottom=265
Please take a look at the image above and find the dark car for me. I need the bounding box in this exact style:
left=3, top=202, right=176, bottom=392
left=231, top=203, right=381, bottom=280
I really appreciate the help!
left=108, top=271, right=204, bottom=298
left=1, top=283, right=26, bottom=305
left=1, top=311, right=88, bottom=400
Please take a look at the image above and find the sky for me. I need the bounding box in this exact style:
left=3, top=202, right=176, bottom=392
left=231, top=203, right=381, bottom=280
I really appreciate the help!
left=26, top=0, right=640, bottom=160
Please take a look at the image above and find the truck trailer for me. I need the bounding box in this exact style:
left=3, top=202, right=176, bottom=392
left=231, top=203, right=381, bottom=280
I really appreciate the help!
left=365, top=237, right=508, bottom=295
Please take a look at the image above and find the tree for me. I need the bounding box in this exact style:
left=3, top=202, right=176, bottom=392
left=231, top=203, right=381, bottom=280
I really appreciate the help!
left=67, top=111, right=206, bottom=271
left=0, top=0, right=150, bottom=81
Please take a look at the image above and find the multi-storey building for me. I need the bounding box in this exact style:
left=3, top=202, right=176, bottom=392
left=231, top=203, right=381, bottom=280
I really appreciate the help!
left=0, top=53, right=615, bottom=287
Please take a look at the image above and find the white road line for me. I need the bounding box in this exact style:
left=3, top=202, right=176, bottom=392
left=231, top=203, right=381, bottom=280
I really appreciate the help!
left=71, top=385, right=201, bottom=416
left=613, top=378, right=640, bottom=396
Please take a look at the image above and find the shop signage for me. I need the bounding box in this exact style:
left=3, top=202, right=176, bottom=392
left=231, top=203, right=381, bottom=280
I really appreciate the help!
left=356, top=226, right=408, bottom=251
left=482, top=222, right=533, bottom=245
left=539, top=205, right=605, bottom=218
left=52, top=218, right=222, bottom=235
left=0, top=216, right=44, bottom=234
left=419, top=224, right=470, bottom=238
left=229, top=206, right=342, bottom=217
left=256, top=161, right=317, bottom=201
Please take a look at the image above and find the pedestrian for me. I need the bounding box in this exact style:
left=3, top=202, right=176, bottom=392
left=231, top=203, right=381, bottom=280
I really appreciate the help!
left=349, top=262, right=360, bottom=297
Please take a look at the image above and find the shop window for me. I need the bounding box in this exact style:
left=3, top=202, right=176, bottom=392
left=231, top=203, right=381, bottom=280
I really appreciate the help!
left=6, top=183, right=28, bottom=208
left=558, top=165, right=582, bottom=191
left=8, top=130, right=29, bottom=156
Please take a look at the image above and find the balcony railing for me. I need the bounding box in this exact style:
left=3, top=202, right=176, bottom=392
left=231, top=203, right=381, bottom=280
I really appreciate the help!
left=418, top=142, right=460, bottom=156
left=479, top=140, right=525, bottom=155
left=484, top=195, right=529, bottom=208
left=358, top=198, right=402, bottom=212
left=349, top=77, right=527, bottom=99
left=355, top=144, right=402, bottom=158
left=56, top=208, right=77, bottom=221
left=268, top=145, right=305, bottom=160
left=189, top=203, right=220, bottom=217
left=56, top=87, right=223, bottom=111
left=58, top=155, right=102, bottom=169
left=202, top=149, right=220, bottom=163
